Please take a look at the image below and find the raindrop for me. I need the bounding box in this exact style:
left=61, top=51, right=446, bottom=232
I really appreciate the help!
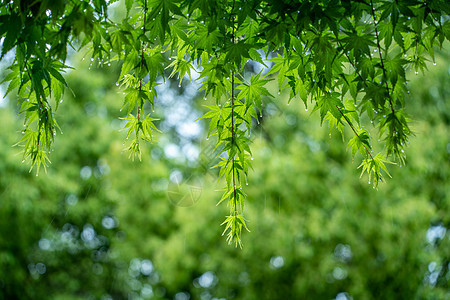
left=305, top=108, right=308, bottom=111
left=433, top=62, right=436, bottom=66
left=278, top=91, right=280, bottom=95
left=374, top=49, right=377, bottom=52
left=169, top=57, right=172, bottom=60
left=116, top=82, right=119, bottom=86
left=415, top=71, right=418, bottom=75
left=90, top=58, right=94, bottom=61
left=250, top=156, right=254, bottom=160
left=178, top=84, right=181, bottom=88
left=108, top=63, right=111, bottom=66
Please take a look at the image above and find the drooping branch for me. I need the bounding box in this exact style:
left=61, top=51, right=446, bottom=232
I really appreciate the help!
left=230, top=13, right=238, bottom=217
left=137, top=0, right=148, bottom=122
left=369, top=0, right=395, bottom=114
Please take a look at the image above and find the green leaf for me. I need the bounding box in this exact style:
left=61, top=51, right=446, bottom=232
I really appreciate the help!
left=0, top=13, right=21, bottom=58
left=125, top=0, right=134, bottom=15
left=358, top=154, right=394, bottom=187
left=347, top=129, right=371, bottom=160
left=315, top=92, right=343, bottom=124
left=122, top=89, right=140, bottom=114
left=225, top=40, right=251, bottom=67
left=236, top=71, right=273, bottom=111
left=383, top=55, right=406, bottom=85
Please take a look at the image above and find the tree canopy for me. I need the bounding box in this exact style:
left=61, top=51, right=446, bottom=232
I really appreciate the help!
left=0, top=54, right=448, bottom=299
left=1, top=0, right=449, bottom=246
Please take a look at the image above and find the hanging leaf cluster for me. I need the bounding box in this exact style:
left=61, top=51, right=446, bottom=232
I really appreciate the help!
left=1, top=0, right=449, bottom=246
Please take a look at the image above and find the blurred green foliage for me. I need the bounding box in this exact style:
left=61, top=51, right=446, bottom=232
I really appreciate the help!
left=0, top=50, right=448, bottom=299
